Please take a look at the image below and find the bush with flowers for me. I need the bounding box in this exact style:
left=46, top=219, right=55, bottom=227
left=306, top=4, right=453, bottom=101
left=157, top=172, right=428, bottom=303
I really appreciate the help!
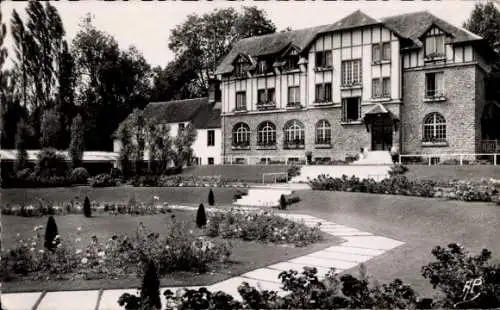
left=1, top=218, right=232, bottom=283
left=206, top=209, right=322, bottom=247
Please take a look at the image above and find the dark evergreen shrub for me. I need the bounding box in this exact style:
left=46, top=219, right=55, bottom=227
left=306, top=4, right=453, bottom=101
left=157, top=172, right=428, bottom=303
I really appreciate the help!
left=279, top=194, right=287, bottom=210
left=140, top=260, right=161, bottom=310
left=208, top=189, right=215, bottom=206
left=83, top=196, right=92, bottom=217
left=44, top=216, right=59, bottom=252
left=196, top=203, right=207, bottom=228
left=71, top=167, right=89, bottom=184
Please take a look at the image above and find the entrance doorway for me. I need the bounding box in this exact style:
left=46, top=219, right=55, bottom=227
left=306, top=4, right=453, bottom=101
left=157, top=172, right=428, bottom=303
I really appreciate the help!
left=371, top=116, right=393, bottom=151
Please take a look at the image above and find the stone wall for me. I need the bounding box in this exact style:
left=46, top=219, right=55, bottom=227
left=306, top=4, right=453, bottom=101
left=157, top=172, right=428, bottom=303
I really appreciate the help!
left=221, top=103, right=401, bottom=164
left=401, top=64, right=479, bottom=155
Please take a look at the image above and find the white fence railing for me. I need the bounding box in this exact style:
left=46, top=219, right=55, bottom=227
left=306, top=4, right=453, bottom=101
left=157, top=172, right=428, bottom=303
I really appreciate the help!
left=399, top=153, right=500, bottom=166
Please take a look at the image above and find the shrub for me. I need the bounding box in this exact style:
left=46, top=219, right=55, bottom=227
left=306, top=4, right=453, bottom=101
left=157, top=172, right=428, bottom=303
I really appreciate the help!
left=421, top=243, right=500, bottom=308
left=90, top=173, right=117, bottom=187
left=287, top=165, right=301, bottom=180
left=71, top=167, right=89, bottom=184
left=388, top=164, right=409, bottom=176
left=208, top=189, right=215, bottom=206
left=140, top=260, right=161, bottom=310
left=279, top=194, right=287, bottom=210
left=83, top=196, right=92, bottom=218
left=233, top=189, right=248, bottom=201
left=207, top=209, right=322, bottom=247
left=44, top=216, right=59, bottom=252
left=35, top=148, right=68, bottom=178
left=110, top=168, right=123, bottom=179
left=196, top=203, right=207, bottom=228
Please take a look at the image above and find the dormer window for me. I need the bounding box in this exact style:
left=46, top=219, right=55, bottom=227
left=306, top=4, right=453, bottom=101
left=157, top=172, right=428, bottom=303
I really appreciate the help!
left=234, top=57, right=248, bottom=77
left=315, top=50, right=332, bottom=69
left=284, top=54, right=300, bottom=72
left=257, top=60, right=272, bottom=75
left=425, top=34, right=445, bottom=59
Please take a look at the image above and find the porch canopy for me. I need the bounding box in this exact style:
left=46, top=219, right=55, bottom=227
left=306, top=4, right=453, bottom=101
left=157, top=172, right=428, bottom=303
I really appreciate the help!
left=361, top=103, right=400, bottom=132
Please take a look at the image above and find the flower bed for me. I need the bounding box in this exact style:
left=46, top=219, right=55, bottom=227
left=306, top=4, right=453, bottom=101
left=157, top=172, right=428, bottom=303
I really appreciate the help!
left=131, top=175, right=248, bottom=188
left=1, top=219, right=232, bottom=283
left=309, top=174, right=500, bottom=203
left=206, top=209, right=322, bottom=247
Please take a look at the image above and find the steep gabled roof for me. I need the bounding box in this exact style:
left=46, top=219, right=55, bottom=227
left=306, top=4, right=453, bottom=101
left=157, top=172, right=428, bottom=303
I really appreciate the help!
left=215, top=10, right=485, bottom=76
left=215, top=24, right=331, bottom=75
left=112, top=98, right=221, bottom=138
left=381, top=11, right=482, bottom=48
left=319, top=10, right=381, bottom=34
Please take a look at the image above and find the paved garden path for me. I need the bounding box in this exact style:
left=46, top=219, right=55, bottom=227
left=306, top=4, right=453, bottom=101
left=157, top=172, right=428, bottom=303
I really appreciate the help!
left=2, top=205, right=404, bottom=310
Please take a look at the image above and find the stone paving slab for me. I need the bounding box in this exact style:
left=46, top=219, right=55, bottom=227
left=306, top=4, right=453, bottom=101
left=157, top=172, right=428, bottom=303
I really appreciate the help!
left=99, top=289, right=138, bottom=310
left=307, top=250, right=374, bottom=263
left=1, top=292, right=41, bottom=310
left=323, top=245, right=386, bottom=256
left=38, top=290, right=99, bottom=310
left=342, top=236, right=405, bottom=250
left=327, top=231, right=374, bottom=236
left=242, top=268, right=283, bottom=284
left=290, top=256, right=359, bottom=270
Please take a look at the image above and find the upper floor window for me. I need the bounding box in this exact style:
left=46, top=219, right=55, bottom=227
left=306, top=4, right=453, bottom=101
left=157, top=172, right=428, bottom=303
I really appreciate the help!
left=207, top=130, right=215, bottom=146
left=315, top=50, right=332, bottom=69
left=288, top=86, right=300, bottom=106
left=382, top=42, right=391, bottom=61
left=342, top=97, right=361, bottom=123
left=284, top=54, right=300, bottom=71
left=423, top=112, right=446, bottom=142
left=235, top=91, right=247, bottom=111
left=425, top=35, right=445, bottom=58
left=178, top=123, right=185, bottom=133
left=257, top=88, right=276, bottom=104
left=425, top=72, right=444, bottom=98
left=257, top=60, right=272, bottom=75
left=372, top=42, right=391, bottom=63
left=372, top=77, right=391, bottom=98
left=341, top=60, right=362, bottom=87
left=315, top=83, right=332, bottom=103
left=234, top=57, right=248, bottom=77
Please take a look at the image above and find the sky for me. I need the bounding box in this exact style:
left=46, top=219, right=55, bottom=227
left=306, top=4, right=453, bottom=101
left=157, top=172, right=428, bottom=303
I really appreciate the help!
left=1, top=0, right=490, bottom=69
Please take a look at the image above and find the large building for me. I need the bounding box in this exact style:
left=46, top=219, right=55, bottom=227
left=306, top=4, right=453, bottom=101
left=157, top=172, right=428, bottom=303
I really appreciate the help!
left=214, top=10, right=495, bottom=164
left=113, top=97, right=222, bottom=166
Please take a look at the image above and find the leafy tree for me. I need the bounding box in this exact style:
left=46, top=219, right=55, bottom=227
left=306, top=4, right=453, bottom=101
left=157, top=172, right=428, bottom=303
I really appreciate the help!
left=73, top=15, right=152, bottom=151
left=118, top=121, right=133, bottom=177
left=464, top=2, right=500, bottom=139
left=1, top=70, right=28, bottom=149
left=44, top=215, right=59, bottom=252
left=83, top=196, right=91, bottom=217
left=10, top=10, right=30, bottom=112
left=129, top=109, right=146, bottom=174
left=196, top=203, right=207, bottom=228
left=0, top=9, right=7, bottom=74
left=168, top=6, right=276, bottom=95
left=34, top=148, right=68, bottom=177
left=208, top=189, right=215, bottom=206
left=56, top=40, right=77, bottom=148
left=69, top=114, right=85, bottom=168
left=146, top=121, right=173, bottom=174
left=173, top=122, right=197, bottom=167
left=14, top=118, right=30, bottom=172
left=40, top=109, right=62, bottom=148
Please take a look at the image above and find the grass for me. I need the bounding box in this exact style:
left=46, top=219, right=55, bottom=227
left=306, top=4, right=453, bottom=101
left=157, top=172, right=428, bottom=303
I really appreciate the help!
left=180, top=165, right=289, bottom=183
left=1, top=186, right=239, bottom=206
left=2, top=210, right=340, bottom=293
left=404, top=164, right=500, bottom=182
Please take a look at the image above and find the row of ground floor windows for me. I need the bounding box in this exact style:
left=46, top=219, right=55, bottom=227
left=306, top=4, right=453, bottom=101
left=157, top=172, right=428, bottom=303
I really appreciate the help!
left=231, top=112, right=447, bottom=147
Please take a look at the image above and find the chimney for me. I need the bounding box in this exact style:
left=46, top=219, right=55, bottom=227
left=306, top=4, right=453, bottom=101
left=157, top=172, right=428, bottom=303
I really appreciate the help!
left=208, top=77, right=221, bottom=106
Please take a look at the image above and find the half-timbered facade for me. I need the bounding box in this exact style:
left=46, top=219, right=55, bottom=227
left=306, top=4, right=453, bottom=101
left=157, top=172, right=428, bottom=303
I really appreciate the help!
left=215, top=10, right=494, bottom=164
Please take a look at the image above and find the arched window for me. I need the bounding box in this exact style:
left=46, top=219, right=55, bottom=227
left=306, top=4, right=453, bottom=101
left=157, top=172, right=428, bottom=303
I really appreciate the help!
left=257, top=121, right=276, bottom=146
left=232, top=123, right=250, bottom=147
left=284, top=120, right=305, bottom=145
left=423, top=112, right=446, bottom=142
left=315, top=120, right=332, bottom=144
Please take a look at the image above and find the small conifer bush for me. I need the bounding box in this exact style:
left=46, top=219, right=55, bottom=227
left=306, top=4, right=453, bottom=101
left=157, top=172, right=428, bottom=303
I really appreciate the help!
left=196, top=203, right=207, bottom=228
left=208, top=189, right=215, bottom=206
left=83, top=196, right=92, bottom=217
left=44, top=216, right=59, bottom=252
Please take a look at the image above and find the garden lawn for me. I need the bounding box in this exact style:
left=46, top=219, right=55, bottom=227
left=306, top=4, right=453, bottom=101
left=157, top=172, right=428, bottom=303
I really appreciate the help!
left=2, top=210, right=339, bottom=293
left=180, top=165, right=289, bottom=183
left=1, top=186, right=239, bottom=206
left=404, top=164, right=500, bottom=182
left=285, top=189, right=500, bottom=298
